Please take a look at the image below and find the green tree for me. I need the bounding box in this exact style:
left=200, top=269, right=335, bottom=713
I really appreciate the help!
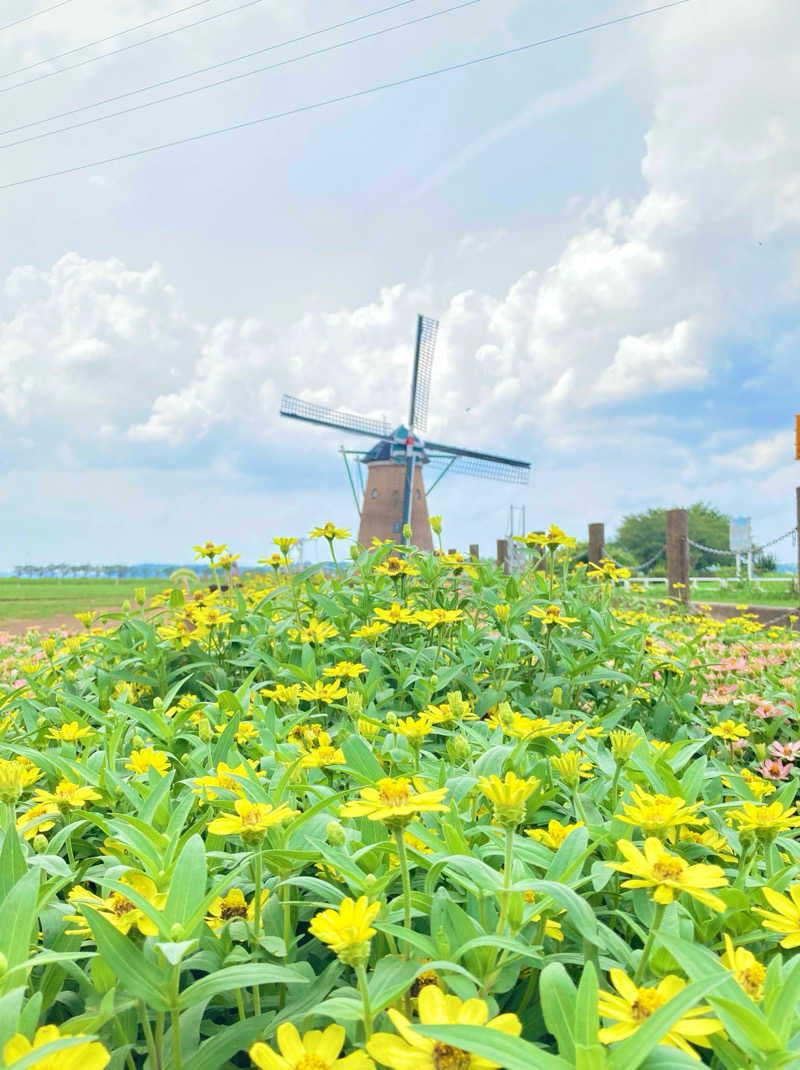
left=614, top=502, right=730, bottom=573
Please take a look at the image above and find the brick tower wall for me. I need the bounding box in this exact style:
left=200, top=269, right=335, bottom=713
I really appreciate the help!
left=357, top=461, right=433, bottom=551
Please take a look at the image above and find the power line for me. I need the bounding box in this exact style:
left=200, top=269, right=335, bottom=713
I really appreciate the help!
left=0, top=0, right=271, bottom=92
left=0, top=0, right=430, bottom=138
left=0, top=0, right=478, bottom=151
left=0, top=0, right=693, bottom=192
left=0, top=0, right=76, bottom=34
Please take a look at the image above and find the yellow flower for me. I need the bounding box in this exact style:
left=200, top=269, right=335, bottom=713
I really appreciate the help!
left=351, top=621, right=390, bottom=640
left=309, top=896, right=381, bottom=966
left=609, top=729, right=640, bottom=762
left=514, top=525, right=576, bottom=550
left=393, top=715, right=434, bottom=748
left=477, top=772, right=540, bottom=828
left=607, top=838, right=727, bottom=911
left=33, top=778, right=101, bottom=813
left=68, top=871, right=166, bottom=937
left=374, top=603, right=416, bottom=625
left=367, top=984, right=522, bottom=1070
left=261, top=683, right=303, bottom=707
left=340, top=777, right=448, bottom=828
left=193, top=540, right=228, bottom=562
left=753, top=884, right=800, bottom=948
left=527, top=604, right=579, bottom=627
left=208, top=799, right=298, bottom=844
left=250, top=1023, right=373, bottom=1070
left=206, top=887, right=269, bottom=932
left=494, top=603, right=510, bottom=622
left=125, top=747, right=171, bottom=776
left=526, top=819, right=584, bottom=850
left=676, top=826, right=736, bottom=863
left=711, top=720, right=749, bottom=741
left=598, top=970, right=722, bottom=1059
left=720, top=934, right=765, bottom=1000
left=4, top=1025, right=109, bottom=1070
left=412, top=608, right=465, bottom=629
left=47, top=721, right=91, bottom=742
left=301, top=745, right=346, bottom=768
left=193, top=762, right=258, bottom=799
left=550, top=751, right=593, bottom=787
left=374, top=557, right=419, bottom=578
left=489, top=713, right=571, bottom=741
left=288, top=617, right=340, bottom=644
left=727, top=802, right=800, bottom=841
left=323, top=661, right=367, bottom=679
left=616, top=787, right=704, bottom=838
left=310, top=523, right=351, bottom=541
left=0, top=756, right=41, bottom=803
left=272, top=536, right=298, bottom=555
left=301, top=680, right=347, bottom=704
left=16, top=802, right=57, bottom=841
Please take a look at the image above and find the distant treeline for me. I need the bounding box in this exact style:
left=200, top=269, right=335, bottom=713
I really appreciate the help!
left=11, top=563, right=205, bottom=579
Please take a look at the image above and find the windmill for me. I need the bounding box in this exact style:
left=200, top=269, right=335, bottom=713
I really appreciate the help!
left=279, top=315, right=531, bottom=551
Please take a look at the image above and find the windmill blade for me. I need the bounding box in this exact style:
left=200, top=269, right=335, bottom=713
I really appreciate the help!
left=426, top=440, right=531, bottom=485
left=408, top=315, right=438, bottom=433
left=280, top=394, right=390, bottom=440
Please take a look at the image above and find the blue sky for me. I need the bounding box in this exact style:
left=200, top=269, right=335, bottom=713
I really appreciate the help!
left=0, top=0, right=798, bottom=567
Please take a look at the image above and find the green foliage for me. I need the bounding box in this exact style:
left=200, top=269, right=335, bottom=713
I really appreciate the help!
left=615, top=502, right=730, bottom=573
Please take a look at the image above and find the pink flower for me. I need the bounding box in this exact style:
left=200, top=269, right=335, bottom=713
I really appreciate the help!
left=761, top=758, right=792, bottom=781
left=769, top=741, right=800, bottom=761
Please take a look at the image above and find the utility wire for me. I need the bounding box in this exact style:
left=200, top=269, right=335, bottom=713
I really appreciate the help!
left=0, top=0, right=693, bottom=192
left=0, top=0, right=271, bottom=91
left=0, top=0, right=76, bottom=34
left=0, top=0, right=478, bottom=150
left=0, top=0, right=430, bottom=137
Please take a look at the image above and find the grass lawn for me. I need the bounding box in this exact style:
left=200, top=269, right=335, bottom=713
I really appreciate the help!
left=0, top=577, right=171, bottom=621
left=629, top=578, right=799, bottom=607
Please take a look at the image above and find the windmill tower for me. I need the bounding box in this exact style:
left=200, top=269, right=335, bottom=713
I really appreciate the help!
left=279, top=315, right=531, bottom=550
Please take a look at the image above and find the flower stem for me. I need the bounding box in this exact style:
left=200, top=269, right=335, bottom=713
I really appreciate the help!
left=393, top=826, right=413, bottom=956
left=251, top=848, right=263, bottom=1015
left=356, top=964, right=373, bottom=1041
left=634, top=902, right=666, bottom=984
left=497, top=829, right=515, bottom=935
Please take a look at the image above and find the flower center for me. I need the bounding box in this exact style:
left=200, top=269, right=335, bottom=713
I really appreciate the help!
left=631, top=988, right=664, bottom=1021
left=432, top=1042, right=471, bottom=1070
left=241, top=808, right=262, bottom=826
left=652, top=855, right=685, bottom=881
left=295, top=1055, right=328, bottom=1070
left=379, top=781, right=411, bottom=808
left=738, top=964, right=766, bottom=998
left=112, top=896, right=136, bottom=916
left=220, top=902, right=248, bottom=920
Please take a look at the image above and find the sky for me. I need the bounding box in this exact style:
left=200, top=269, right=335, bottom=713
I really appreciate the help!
left=0, top=0, right=798, bottom=567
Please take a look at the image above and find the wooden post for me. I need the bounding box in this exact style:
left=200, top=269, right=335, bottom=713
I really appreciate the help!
left=469, top=543, right=479, bottom=560
left=588, top=523, right=605, bottom=566
left=497, top=539, right=510, bottom=575
left=448, top=547, right=457, bottom=555
left=666, top=508, right=689, bottom=601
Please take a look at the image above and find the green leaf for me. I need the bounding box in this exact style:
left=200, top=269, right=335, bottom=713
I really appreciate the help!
left=81, top=907, right=169, bottom=1011
left=341, top=735, right=384, bottom=782
left=164, top=834, right=207, bottom=930
left=187, top=1011, right=275, bottom=1070
left=0, top=1036, right=105, bottom=1070
left=575, top=962, right=599, bottom=1049
left=0, top=829, right=27, bottom=900
left=767, top=954, right=800, bottom=1043
left=540, top=963, right=577, bottom=1062
left=178, top=963, right=309, bottom=1010
left=413, top=1024, right=573, bottom=1070
left=608, top=975, right=728, bottom=1070
left=0, top=869, right=41, bottom=986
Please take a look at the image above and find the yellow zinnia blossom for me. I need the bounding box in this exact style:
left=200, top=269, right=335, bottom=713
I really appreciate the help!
left=367, top=984, right=522, bottom=1070
left=301, top=745, right=346, bottom=768
left=374, top=603, right=416, bottom=625
left=727, top=802, right=800, bottom=841
left=323, top=661, right=367, bottom=679
left=4, top=1025, right=109, bottom=1070
left=310, top=523, right=350, bottom=540
left=527, top=604, right=579, bottom=627
left=250, top=1022, right=373, bottom=1070
left=550, top=751, right=593, bottom=787
left=753, top=884, right=800, bottom=948
left=47, top=721, right=91, bottom=742
left=300, top=680, right=347, bottom=704
left=68, top=871, right=166, bottom=937
left=351, top=621, right=390, bottom=640
left=488, top=713, right=571, bottom=740
left=607, top=839, right=727, bottom=911
left=309, top=896, right=381, bottom=967
left=711, top=720, right=749, bottom=741
left=205, top=887, right=269, bottom=932
left=526, top=819, right=584, bottom=850
left=720, top=934, right=765, bottom=1000
left=340, top=777, right=448, bottom=828
left=598, top=970, right=723, bottom=1059
left=208, top=799, right=298, bottom=844
left=374, top=557, right=419, bottom=578
left=260, top=683, right=303, bottom=706
left=288, top=617, right=339, bottom=644
left=192, top=761, right=259, bottom=799
left=0, top=756, right=41, bottom=803
left=616, top=787, right=704, bottom=838
left=125, top=747, right=171, bottom=776
left=33, top=778, right=101, bottom=813
left=413, top=608, right=465, bottom=629
left=477, top=771, right=540, bottom=828
left=193, top=540, right=228, bottom=562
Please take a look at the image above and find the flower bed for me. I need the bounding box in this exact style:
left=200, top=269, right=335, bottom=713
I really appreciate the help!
left=0, top=529, right=799, bottom=1069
